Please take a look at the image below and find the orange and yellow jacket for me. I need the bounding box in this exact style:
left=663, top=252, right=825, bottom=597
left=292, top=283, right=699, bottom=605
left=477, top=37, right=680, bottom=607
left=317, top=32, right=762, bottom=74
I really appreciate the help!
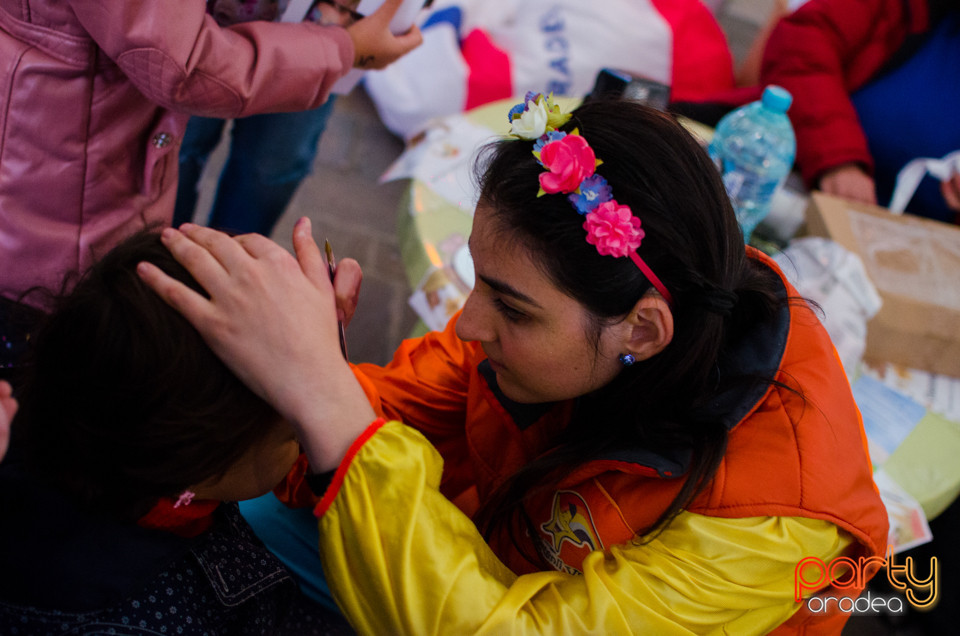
left=307, top=252, right=888, bottom=635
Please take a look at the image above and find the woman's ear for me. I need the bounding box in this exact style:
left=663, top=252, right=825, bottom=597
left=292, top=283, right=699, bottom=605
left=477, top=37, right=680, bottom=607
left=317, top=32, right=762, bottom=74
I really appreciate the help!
left=622, top=292, right=674, bottom=361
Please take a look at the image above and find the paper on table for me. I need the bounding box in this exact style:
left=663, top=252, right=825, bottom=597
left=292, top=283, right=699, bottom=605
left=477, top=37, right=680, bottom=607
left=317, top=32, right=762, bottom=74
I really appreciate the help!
left=857, top=362, right=960, bottom=521
left=852, top=374, right=926, bottom=465
left=873, top=468, right=933, bottom=554
left=407, top=266, right=467, bottom=332
left=381, top=115, right=497, bottom=213
left=883, top=408, right=960, bottom=521
left=862, top=361, right=960, bottom=424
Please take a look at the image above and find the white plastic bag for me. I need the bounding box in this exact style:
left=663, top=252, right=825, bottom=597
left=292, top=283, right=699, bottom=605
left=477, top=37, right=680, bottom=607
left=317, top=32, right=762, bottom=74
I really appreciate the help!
left=363, top=0, right=730, bottom=138
left=888, top=149, right=960, bottom=214
left=773, top=237, right=882, bottom=379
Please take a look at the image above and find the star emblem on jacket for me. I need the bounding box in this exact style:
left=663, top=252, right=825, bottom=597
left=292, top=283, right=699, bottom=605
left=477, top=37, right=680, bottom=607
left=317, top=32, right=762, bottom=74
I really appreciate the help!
left=537, top=490, right=603, bottom=574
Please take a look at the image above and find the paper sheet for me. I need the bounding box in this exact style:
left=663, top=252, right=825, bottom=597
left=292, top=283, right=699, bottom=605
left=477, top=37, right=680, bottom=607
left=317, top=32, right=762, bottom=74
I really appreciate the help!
left=852, top=374, right=926, bottom=465
left=381, top=115, right=497, bottom=212
left=862, top=361, right=960, bottom=424
left=874, top=469, right=934, bottom=554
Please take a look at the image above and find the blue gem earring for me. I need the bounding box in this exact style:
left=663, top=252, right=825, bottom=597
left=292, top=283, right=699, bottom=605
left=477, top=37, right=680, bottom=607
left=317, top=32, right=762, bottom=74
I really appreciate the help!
left=618, top=353, right=636, bottom=366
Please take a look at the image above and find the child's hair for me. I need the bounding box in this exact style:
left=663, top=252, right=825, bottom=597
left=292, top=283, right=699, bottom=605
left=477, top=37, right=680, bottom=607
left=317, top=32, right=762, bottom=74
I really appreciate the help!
left=473, top=97, right=786, bottom=559
left=14, top=231, right=282, bottom=521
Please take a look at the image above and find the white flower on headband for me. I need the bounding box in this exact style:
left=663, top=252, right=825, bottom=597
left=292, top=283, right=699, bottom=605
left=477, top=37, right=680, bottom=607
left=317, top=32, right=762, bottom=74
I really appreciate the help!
left=508, top=92, right=571, bottom=140
left=509, top=98, right=548, bottom=140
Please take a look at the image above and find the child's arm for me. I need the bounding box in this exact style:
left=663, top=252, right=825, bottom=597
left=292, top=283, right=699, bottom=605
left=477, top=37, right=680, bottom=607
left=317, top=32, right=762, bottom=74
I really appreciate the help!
left=67, top=0, right=354, bottom=118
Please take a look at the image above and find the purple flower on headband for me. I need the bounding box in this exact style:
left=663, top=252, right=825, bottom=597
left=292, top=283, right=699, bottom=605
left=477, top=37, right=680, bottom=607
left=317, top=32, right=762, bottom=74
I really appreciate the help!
left=507, top=92, right=543, bottom=124
left=583, top=200, right=645, bottom=257
left=568, top=174, right=613, bottom=214
left=507, top=103, right=526, bottom=123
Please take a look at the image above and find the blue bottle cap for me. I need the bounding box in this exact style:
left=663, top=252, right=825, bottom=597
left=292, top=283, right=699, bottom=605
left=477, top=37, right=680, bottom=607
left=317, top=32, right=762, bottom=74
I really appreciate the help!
left=761, top=85, right=793, bottom=112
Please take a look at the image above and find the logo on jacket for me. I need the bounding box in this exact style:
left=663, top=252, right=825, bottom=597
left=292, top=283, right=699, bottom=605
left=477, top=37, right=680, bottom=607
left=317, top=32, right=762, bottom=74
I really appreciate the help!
left=537, top=490, right=603, bottom=574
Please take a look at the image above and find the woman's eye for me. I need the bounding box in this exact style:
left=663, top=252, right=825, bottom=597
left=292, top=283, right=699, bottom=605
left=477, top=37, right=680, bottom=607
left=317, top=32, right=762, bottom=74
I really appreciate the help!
left=493, top=297, right=527, bottom=322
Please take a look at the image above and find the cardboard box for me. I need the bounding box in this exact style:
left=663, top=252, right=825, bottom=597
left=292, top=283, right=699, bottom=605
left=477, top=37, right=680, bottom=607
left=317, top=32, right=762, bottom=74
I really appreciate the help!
left=805, top=192, right=960, bottom=378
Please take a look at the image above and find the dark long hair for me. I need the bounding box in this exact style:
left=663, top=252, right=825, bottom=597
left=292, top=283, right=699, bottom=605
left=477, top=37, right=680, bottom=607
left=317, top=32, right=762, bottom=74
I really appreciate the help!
left=13, top=231, right=281, bottom=521
left=473, top=98, right=786, bottom=563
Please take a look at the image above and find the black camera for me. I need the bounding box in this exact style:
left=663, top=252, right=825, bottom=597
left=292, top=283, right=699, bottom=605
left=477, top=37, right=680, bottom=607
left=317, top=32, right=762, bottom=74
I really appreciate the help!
left=587, top=68, right=671, bottom=111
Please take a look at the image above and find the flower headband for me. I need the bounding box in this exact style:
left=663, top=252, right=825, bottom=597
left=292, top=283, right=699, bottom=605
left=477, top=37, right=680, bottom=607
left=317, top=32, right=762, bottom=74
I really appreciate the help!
left=507, top=93, right=673, bottom=306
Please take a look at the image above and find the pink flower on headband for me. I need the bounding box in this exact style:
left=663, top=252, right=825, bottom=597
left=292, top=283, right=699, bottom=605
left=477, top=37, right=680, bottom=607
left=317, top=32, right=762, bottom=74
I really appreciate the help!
left=538, top=134, right=599, bottom=195
left=583, top=200, right=645, bottom=257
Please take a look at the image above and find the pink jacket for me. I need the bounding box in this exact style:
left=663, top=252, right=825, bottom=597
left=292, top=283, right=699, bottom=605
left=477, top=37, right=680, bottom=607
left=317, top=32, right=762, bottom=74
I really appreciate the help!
left=0, top=0, right=352, bottom=306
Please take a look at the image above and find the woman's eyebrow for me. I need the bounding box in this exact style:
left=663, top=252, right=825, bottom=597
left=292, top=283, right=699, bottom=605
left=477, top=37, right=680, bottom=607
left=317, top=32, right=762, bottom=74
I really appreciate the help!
left=477, top=273, right=542, bottom=309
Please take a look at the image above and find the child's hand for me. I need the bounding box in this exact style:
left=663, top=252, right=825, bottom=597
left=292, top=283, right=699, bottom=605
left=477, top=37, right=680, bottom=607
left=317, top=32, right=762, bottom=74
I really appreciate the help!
left=818, top=164, right=877, bottom=205
left=346, top=0, right=422, bottom=69
left=0, top=381, right=16, bottom=463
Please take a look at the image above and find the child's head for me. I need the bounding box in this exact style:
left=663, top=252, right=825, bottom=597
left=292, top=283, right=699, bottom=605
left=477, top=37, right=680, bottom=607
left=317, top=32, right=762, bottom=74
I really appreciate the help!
left=14, top=231, right=299, bottom=520
left=464, top=97, right=767, bottom=408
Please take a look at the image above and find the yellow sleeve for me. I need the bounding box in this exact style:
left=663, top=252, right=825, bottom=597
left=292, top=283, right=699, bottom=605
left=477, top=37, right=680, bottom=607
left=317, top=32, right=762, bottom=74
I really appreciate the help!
left=317, top=421, right=851, bottom=635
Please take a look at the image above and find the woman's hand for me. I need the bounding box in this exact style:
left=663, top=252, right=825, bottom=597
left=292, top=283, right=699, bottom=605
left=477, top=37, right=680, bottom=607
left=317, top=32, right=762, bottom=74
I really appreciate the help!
left=818, top=164, right=877, bottom=205
left=0, top=380, right=16, bottom=463
left=137, top=220, right=376, bottom=472
left=346, top=0, right=423, bottom=69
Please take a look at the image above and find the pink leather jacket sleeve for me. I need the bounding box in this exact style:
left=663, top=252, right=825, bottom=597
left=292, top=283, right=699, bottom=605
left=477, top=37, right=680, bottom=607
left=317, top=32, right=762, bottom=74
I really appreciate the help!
left=68, top=0, right=353, bottom=118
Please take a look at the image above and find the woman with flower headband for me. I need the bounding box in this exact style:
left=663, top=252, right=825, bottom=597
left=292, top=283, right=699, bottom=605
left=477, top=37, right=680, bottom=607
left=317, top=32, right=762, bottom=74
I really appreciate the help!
left=140, top=94, right=888, bottom=634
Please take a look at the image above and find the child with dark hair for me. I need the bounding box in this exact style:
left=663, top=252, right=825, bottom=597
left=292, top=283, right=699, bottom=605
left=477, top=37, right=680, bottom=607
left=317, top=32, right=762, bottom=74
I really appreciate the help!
left=143, top=96, right=888, bottom=634
left=0, top=231, right=351, bottom=635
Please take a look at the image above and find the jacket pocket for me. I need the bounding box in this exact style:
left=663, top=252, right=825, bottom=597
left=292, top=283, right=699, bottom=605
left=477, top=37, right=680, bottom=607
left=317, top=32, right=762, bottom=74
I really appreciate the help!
left=0, top=28, right=31, bottom=164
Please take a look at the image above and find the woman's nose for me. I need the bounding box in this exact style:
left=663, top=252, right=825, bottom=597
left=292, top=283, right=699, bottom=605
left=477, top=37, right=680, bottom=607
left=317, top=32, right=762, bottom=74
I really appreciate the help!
left=455, top=292, right=493, bottom=344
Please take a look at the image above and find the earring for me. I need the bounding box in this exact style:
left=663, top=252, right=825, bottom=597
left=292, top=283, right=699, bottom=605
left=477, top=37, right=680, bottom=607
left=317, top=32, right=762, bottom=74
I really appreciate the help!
left=618, top=353, right=635, bottom=366
left=173, top=490, right=196, bottom=508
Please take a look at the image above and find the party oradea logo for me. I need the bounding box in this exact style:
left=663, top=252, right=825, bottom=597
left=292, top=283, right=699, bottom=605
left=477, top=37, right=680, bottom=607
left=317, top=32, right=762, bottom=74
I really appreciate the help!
left=537, top=490, right=603, bottom=575
left=796, top=549, right=938, bottom=614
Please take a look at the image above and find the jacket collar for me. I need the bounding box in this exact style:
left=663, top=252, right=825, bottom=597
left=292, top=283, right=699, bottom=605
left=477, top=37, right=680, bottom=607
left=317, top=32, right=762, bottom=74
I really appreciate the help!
left=477, top=359, right=557, bottom=430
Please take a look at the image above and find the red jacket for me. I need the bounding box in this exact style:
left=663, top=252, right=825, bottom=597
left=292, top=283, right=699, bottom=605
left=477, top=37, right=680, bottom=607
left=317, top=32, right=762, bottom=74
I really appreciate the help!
left=355, top=250, right=888, bottom=633
left=759, top=0, right=935, bottom=187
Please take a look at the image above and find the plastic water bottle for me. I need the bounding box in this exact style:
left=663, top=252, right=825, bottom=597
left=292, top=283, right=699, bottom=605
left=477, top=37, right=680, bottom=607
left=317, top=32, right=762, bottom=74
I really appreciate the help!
left=708, top=85, right=796, bottom=242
